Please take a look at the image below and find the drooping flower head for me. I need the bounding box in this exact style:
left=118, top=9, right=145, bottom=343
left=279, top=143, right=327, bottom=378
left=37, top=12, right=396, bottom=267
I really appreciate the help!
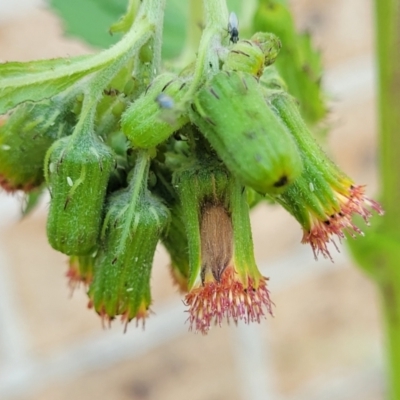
left=185, top=262, right=272, bottom=334
left=175, top=163, right=273, bottom=334
left=268, top=91, right=384, bottom=260
left=88, top=153, right=170, bottom=330
left=301, top=182, right=383, bottom=259
left=66, top=255, right=95, bottom=293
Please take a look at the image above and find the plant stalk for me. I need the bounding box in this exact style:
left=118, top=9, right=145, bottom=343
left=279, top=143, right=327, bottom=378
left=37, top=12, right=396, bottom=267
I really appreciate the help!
left=373, top=1, right=400, bottom=399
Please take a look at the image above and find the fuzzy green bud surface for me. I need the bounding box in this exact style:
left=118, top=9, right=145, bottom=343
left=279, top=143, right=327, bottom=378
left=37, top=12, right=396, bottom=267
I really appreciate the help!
left=45, top=132, right=115, bottom=255
left=121, top=73, right=190, bottom=149
left=190, top=71, right=303, bottom=194
left=88, top=187, right=169, bottom=327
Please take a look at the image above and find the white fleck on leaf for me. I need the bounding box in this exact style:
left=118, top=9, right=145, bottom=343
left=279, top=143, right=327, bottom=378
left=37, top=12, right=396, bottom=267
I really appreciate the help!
left=309, top=182, right=314, bottom=192
left=1, top=144, right=11, bottom=150
left=67, top=177, right=73, bottom=187
left=49, top=162, right=55, bottom=173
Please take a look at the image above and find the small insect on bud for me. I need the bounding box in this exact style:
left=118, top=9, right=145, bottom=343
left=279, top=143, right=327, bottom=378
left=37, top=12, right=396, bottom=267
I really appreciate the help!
left=121, top=73, right=189, bottom=149
left=190, top=71, right=303, bottom=194
left=155, top=93, right=174, bottom=109
left=228, top=12, right=239, bottom=44
left=45, top=132, right=115, bottom=256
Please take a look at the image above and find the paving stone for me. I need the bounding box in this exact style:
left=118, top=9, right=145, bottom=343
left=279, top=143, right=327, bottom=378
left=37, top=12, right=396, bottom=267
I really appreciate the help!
left=29, top=326, right=242, bottom=400
left=269, top=264, right=382, bottom=395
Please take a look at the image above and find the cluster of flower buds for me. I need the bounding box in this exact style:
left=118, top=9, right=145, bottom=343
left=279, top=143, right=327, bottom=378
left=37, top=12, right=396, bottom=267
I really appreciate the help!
left=0, top=2, right=382, bottom=334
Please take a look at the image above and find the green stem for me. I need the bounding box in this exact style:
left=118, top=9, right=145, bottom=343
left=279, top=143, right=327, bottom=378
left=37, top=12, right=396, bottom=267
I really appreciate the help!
left=178, top=0, right=228, bottom=107
left=380, top=265, right=400, bottom=400
left=117, top=150, right=150, bottom=255
left=369, top=2, right=400, bottom=399
left=375, top=0, right=400, bottom=234
left=131, top=0, right=166, bottom=94
left=147, top=0, right=167, bottom=76
left=176, top=0, right=203, bottom=67
left=74, top=0, right=166, bottom=139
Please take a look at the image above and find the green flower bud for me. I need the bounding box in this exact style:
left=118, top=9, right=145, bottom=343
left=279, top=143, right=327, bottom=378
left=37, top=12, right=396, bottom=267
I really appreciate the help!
left=223, top=40, right=266, bottom=77
left=0, top=96, right=76, bottom=192
left=250, top=32, right=282, bottom=66
left=190, top=71, right=303, bottom=194
left=222, top=34, right=280, bottom=77
left=45, top=131, right=115, bottom=255
left=268, top=91, right=383, bottom=259
left=121, top=73, right=190, bottom=149
left=88, top=186, right=169, bottom=327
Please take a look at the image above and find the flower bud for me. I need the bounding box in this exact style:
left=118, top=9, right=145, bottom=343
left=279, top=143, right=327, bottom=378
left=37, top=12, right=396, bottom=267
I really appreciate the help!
left=251, top=32, right=282, bottom=66
left=190, top=71, right=303, bottom=194
left=121, top=73, right=190, bottom=149
left=223, top=40, right=266, bottom=77
left=45, top=131, right=115, bottom=255
left=88, top=188, right=169, bottom=327
left=0, top=96, right=75, bottom=192
left=269, top=91, right=383, bottom=259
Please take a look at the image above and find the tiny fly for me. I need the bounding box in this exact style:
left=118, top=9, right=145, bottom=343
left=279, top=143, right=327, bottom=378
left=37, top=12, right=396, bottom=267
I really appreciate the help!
left=228, top=12, right=239, bottom=44
left=155, top=93, right=174, bottom=109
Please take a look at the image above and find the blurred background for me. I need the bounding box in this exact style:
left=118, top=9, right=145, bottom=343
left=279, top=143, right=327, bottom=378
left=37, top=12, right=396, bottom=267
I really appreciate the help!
left=0, top=0, right=384, bottom=399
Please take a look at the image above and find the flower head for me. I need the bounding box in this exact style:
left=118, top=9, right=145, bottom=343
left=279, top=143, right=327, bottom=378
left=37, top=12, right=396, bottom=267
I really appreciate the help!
left=185, top=265, right=273, bottom=334
left=174, top=163, right=274, bottom=334
left=302, top=184, right=383, bottom=259
left=0, top=174, right=36, bottom=193
left=87, top=155, right=170, bottom=331
left=269, top=92, right=384, bottom=261
left=66, top=255, right=94, bottom=293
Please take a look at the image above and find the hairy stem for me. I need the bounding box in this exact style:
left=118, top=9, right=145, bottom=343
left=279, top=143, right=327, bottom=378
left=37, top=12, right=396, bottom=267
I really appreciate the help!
left=179, top=0, right=229, bottom=107
left=177, top=0, right=204, bottom=67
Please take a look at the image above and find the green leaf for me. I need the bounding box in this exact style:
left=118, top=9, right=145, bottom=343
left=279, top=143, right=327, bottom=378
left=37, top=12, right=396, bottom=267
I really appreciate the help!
left=0, top=15, right=152, bottom=115
left=49, top=0, right=126, bottom=48
left=48, top=0, right=188, bottom=59
left=162, top=0, right=187, bottom=59
left=347, top=222, right=400, bottom=280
